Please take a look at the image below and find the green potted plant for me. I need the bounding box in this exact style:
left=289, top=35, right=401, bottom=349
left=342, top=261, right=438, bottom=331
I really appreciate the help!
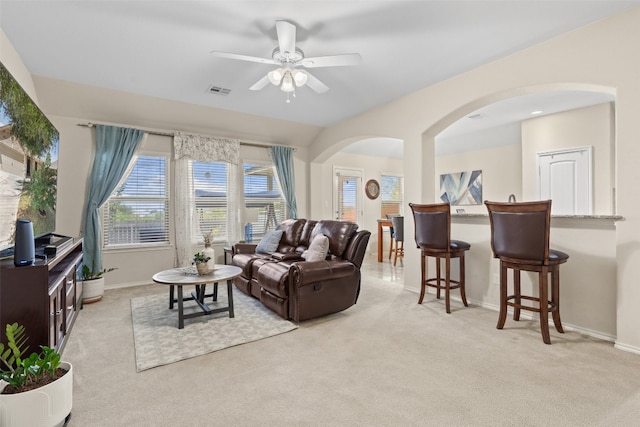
left=81, top=262, right=117, bottom=304
left=193, top=252, right=212, bottom=275
left=0, top=323, right=73, bottom=426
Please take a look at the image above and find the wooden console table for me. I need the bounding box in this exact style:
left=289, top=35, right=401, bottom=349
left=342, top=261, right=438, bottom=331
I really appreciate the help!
left=0, top=237, right=83, bottom=353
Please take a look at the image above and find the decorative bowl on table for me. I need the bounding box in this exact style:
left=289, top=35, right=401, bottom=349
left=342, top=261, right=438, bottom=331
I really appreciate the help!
left=195, top=263, right=214, bottom=275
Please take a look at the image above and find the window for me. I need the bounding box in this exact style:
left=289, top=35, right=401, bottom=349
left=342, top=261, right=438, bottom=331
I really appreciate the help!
left=102, top=155, right=169, bottom=247
left=192, top=161, right=229, bottom=243
left=243, top=162, right=286, bottom=242
left=334, top=168, right=363, bottom=225
left=380, top=174, right=404, bottom=217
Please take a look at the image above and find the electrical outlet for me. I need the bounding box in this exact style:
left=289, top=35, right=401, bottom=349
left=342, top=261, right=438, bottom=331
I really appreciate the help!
left=492, top=273, right=500, bottom=285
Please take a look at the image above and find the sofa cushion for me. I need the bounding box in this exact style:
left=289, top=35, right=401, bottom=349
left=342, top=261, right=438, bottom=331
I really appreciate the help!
left=256, top=230, right=284, bottom=254
left=299, top=220, right=318, bottom=247
left=258, top=262, right=291, bottom=298
left=233, top=252, right=270, bottom=278
left=314, top=220, right=359, bottom=258
left=276, top=219, right=306, bottom=253
left=302, top=234, right=329, bottom=262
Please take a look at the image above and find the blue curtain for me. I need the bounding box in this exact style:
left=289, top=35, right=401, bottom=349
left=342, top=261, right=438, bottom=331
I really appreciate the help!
left=270, top=146, right=298, bottom=219
left=82, top=125, right=144, bottom=273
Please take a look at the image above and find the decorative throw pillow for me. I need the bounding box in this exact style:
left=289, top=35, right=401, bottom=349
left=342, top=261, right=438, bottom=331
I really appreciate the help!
left=302, top=234, right=330, bottom=262
left=255, top=230, right=284, bottom=254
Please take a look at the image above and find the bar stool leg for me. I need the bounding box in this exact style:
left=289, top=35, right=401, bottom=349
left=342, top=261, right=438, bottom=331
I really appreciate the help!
left=539, top=267, right=551, bottom=345
left=436, top=257, right=442, bottom=300
left=459, top=254, right=468, bottom=307
left=551, top=267, right=564, bottom=333
left=445, top=254, right=451, bottom=314
left=418, top=252, right=427, bottom=304
left=513, top=269, right=521, bottom=321
left=393, top=240, right=399, bottom=266
left=497, top=263, right=508, bottom=329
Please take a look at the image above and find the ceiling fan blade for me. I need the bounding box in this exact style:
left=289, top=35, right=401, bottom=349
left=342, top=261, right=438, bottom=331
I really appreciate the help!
left=249, top=74, right=271, bottom=91
left=299, top=53, right=362, bottom=68
left=211, top=51, right=276, bottom=65
left=304, top=71, right=329, bottom=94
left=276, top=21, right=296, bottom=55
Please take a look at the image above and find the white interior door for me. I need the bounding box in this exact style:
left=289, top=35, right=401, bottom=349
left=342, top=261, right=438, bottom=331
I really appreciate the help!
left=333, top=167, right=363, bottom=225
left=538, top=146, right=592, bottom=215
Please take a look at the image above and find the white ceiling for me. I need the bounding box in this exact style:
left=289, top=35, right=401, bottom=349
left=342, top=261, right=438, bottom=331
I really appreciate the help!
left=0, top=1, right=634, bottom=156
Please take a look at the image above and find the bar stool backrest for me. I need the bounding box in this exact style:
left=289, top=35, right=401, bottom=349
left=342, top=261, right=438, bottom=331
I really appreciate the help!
left=390, top=216, right=404, bottom=242
left=485, top=200, right=551, bottom=265
left=409, top=203, right=451, bottom=251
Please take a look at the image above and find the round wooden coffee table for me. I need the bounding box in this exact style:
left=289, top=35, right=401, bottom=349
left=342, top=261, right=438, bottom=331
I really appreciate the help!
left=152, top=264, right=242, bottom=329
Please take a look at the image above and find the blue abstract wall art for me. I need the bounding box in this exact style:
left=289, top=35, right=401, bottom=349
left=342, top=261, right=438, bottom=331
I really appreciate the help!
left=439, top=170, right=482, bottom=205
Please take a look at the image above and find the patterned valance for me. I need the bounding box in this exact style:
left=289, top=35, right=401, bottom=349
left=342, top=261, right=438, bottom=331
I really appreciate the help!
left=173, top=132, right=240, bottom=164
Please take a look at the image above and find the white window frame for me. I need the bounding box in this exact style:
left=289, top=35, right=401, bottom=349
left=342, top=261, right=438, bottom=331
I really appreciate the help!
left=380, top=173, right=404, bottom=217
left=101, top=152, right=171, bottom=250
left=242, top=160, right=287, bottom=242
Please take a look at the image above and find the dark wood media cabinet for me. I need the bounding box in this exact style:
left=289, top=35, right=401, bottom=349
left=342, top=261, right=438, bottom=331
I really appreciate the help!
left=0, top=237, right=83, bottom=354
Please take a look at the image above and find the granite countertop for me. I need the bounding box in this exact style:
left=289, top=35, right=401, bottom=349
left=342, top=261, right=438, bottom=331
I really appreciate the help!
left=451, top=213, right=624, bottom=220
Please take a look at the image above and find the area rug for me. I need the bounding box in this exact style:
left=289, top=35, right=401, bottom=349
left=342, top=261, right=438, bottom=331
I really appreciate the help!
left=131, top=288, right=298, bottom=371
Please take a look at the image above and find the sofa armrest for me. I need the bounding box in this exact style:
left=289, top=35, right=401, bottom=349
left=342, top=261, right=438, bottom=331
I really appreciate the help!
left=233, top=243, right=258, bottom=254
left=291, top=260, right=356, bottom=286
left=271, top=251, right=304, bottom=261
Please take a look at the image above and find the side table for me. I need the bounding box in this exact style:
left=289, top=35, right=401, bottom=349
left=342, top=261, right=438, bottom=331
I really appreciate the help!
left=223, top=246, right=233, bottom=265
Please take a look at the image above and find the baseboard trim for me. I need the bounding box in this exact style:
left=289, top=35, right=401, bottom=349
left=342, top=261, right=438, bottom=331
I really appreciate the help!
left=613, top=341, right=640, bottom=355
left=105, top=280, right=153, bottom=290
left=405, top=286, right=618, bottom=344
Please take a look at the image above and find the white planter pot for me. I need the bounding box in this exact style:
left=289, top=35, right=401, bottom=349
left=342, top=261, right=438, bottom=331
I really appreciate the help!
left=0, top=361, right=73, bottom=427
left=82, top=277, right=105, bottom=303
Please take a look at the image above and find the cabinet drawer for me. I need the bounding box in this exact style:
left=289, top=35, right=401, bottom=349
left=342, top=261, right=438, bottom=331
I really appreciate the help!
left=64, top=271, right=76, bottom=325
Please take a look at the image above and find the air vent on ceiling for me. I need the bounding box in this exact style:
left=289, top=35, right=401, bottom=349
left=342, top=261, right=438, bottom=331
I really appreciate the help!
left=208, top=85, right=231, bottom=96
left=467, top=113, right=486, bottom=120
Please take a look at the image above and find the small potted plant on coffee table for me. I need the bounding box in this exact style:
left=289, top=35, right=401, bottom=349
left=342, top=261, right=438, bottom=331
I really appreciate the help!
left=0, top=323, right=73, bottom=426
left=193, top=252, right=212, bottom=275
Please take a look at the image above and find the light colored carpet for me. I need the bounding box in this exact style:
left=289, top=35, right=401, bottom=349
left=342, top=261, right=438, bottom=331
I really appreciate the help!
left=130, top=286, right=298, bottom=371
left=62, top=257, right=640, bottom=426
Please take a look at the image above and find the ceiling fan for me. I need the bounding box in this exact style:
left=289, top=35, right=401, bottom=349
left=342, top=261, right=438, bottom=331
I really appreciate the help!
left=211, top=20, right=362, bottom=101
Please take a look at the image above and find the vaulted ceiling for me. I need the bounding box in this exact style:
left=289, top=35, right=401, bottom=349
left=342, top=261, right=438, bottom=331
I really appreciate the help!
left=0, top=1, right=635, bottom=155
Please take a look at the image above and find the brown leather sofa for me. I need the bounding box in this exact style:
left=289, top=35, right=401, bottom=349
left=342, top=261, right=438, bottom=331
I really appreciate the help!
left=232, top=219, right=371, bottom=321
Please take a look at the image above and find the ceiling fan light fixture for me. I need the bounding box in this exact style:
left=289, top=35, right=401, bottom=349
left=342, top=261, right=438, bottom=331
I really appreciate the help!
left=292, top=69, right=308, bottom=87
left=268, top=68, right=284, bottom=85
left=281, top=72, right=295, bottom=92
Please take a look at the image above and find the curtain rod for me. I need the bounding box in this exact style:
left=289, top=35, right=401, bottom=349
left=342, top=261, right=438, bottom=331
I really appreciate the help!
left=76, top=123, right=294, bottom=151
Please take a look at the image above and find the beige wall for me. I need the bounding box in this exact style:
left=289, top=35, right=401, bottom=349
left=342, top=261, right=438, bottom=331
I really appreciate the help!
left=522, top=102, right=615, bottom=213
left=308, top=7, right=640, bottom=351
left=321, top=150, right=404, bottom=254
left=432, top=105, right=617, bottom=339
left=436, top=144, right=522, bottom=214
